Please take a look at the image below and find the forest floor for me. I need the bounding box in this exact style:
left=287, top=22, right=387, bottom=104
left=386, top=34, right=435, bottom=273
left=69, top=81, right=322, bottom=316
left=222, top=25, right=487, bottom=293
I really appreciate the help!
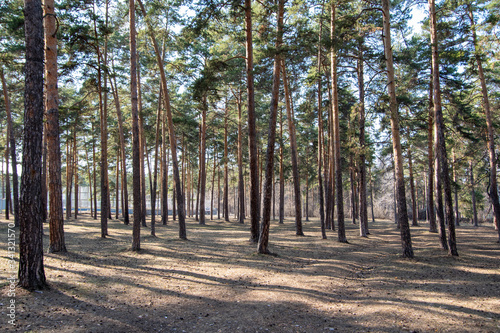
left=1, top=214, right=499, bottom=333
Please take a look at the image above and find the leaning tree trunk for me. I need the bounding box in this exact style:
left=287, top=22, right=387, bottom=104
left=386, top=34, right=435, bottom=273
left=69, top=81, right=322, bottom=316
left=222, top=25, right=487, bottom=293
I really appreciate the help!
left=18, top=0, right=47, bottom=290
left=151, top=86, right=163, bottom=236
left=429, top=0, right=458, bottom=256
left=468, top=4, right=500, bottom=242
left=138, top=0, right=186, bottom=239
left=257, top=0, right=284, bottom=254
left=282, top=60, right=303, bottom=236
left=1, top=69, right=19, bottom=227
left=130, top=0, right=141, bottom=251
left=382, top=0, right=413, bottom=258
left=331, top=3, right=346, bottom=243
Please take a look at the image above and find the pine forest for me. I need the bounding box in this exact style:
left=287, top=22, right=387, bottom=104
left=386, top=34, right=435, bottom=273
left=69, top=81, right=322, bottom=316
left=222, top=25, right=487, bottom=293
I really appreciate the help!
left=0, top=0, right=499, bottom=331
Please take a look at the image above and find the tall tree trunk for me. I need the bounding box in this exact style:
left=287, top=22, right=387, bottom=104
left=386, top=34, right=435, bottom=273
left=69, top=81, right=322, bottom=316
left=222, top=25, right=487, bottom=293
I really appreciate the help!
left=282, top=60, right=303, bottom=236
left=468, top=4, right=500, bottom=241
left=237, top=90, right=245, bottom=223
left=92, top=124, right=97, bottom=220
left=224, top=99, right=229, bottom=222
left=130, top=0, right=141, bottom=251
left=357, top=41, right=368, bottom=236
left=73, top=127, right=78, bottom=220
left=279, top=107, right=285, bottom=225
left=435, top=138, right=447, bottom=250
left=42, top=127, right=47, bottom=223
left=470, top=160, right=478, bottom=227
left=5, top=136, right=10, bottom=220
left=370, top=167, right=375, bottom=223
left=162, top=138, right=169, bottom=225
left=138, top=0, right=186, bottom=239
left=382, top=0, right=413, bottom=257
left=116, top=148, right=120, bottom=219
left=85, top=144, right=93, bottom=218
left=317, top=5, right=326, bottom=239
left=331, top=3, right=346, bottom=243
left=199, top=97, right=207, bottom=225
left=305, top=178, right=310, bottom=222
left=350, top=154, right=356, bottom=224
left=151, top=86, right=163, bottom=236
left=1, top=69, right=19, bottom=227
left=109, top=70, right=130, bottom=225
left=93, top=0, right=108, bottom=238
left=138, top=66, right=147, bottom=227
left=245, top=0, right=259, bottom=242
left=18, top=0, right=47, bottom=289
left=66, top=137, right=72, bottom=220
left=452, top=149, right=460, bottom=226
left=211, top=151, right=216, bottom=220
left=429, top=0, right=458, bottom=255
left=408, top=141, right=418, bottom=226
left=258, top=0, right=284, bottom=254
left=427, top=70, right=437, bottom=232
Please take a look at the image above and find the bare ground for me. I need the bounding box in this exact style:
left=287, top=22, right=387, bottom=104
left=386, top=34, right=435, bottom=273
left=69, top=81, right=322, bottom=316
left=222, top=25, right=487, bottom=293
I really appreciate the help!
left=1, top=214, right=499, bottom=333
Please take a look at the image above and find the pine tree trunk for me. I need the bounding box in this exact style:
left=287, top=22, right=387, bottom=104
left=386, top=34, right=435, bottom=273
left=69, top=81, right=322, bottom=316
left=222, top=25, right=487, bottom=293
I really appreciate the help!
left=151, top=86, right=163, bottom=236
left=382, top=0, right=413, bottom=257
left=470, top=160, right=478, bottom=227
left=116, top=149, right=120, bottom=219
left=199, top=97, right=207, bottom=225
left=317, top=7, right=326, bottom=239
left=468, top=4, right=500, bottom=242
left=92, top=126, right=97, bottom=220
left=66, top=138, right=72, bottom=220
left=5, top=135, right=10, bottom=220
left=331, top=3, right=346, bottom=243
left=73, top=127, right=78, bottom=220
left=245, top=0, right=259, bottom=242
left=224, top=100, right=229, bottom=222
left=429, top=0, right=458, bottom=255
left=357, top=42, right=368, bottom=236
left=282, top=60, right=303, bottom=236
left=452, top=149, right=459, bottom=226
left=130, top=0, right=141, bottom=251
left=1, top=70, right=19, bottom=227
left=109, top=71, right=130, bottom=224
left=257, top=0, right=284, bottom=254
left=211, top=151, right=216, bottom=220
left=162, top=109, right=168, bottom=225
left=19, top=0, right=47, bottom=289
left=138, top=0, right=186, bottom=239
left=427, top=71, right=437, bottom=232
left=138, top=67, right=147, bottom=227
left=279, top=107, right=285, bottom=225
left=408, top=142, right=418, bottom=226
left=237, top=91, right=245, bottom=223
left=42, top=128, right=47, bottom=223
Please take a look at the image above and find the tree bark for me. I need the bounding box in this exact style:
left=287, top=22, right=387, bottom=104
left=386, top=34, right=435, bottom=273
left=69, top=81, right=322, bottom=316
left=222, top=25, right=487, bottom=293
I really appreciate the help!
left=382, top=0, right=413, bottom=257
left=224, top=99, right=230, bottom=221
left=357, top=41, right=368, bottom=237
left=237, top=90, right=245, bottom=223
left=151, top=85, right=163, bottom=236
left=109, top=70, right=130, bottom=224
left=331, top=3, right=346, bottom=243
left=1, top=70, right=19, bottom=227
left=470, top=160, right=478, bottom=227
left=468, top=4, right=500, bottom=241
left=258, top=0, right=284, bottom=254
left=317, top=6, right=326, bottom=239
left=138, top=66, right=147, bottom=227
left=245, top=0, right=259, bottom=242
left=199, top=97, right=207, bottom=225
left=278, top=107, right=285, bottom=225
left=138, top=0, right=186, bottom=239
left=130, top=0, right=141, bottom=251
left=427, top=69, right=437, bottom=232
left=282, top=60, right=303, bottom=236
left=18, top=0, right=48, bottom=289
left=408, top=141, right=418, bottom=226
left=429, top=0, right=458, bottom=255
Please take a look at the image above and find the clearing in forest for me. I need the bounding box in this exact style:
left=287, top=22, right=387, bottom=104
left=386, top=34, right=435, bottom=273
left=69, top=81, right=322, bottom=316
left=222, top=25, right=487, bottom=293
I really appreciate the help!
left=1, top=216, right=499, bottom=332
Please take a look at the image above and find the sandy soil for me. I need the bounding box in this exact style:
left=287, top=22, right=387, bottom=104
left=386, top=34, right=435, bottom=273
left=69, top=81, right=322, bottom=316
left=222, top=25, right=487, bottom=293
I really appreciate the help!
left=1, top=214, right=499, bottom=333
